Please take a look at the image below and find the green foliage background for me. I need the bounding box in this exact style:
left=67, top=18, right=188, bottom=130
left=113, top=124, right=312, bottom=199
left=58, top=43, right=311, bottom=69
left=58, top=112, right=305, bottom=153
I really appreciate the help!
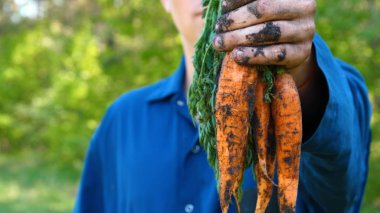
left=0, top=0, right=379, bottom=212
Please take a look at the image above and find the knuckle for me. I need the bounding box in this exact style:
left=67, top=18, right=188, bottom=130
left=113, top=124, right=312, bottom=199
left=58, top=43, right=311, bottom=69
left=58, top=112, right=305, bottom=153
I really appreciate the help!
left=307, top=21, right=316, bottom=39
left=251, top=47, right=266, bottom=58
left=215, top=14, right=233, bottom=33
left=306, top=0, right=317, bottom=15
left=302, top=43, right=312, bottom=58
left=256, top=0, right=270, bottom=16
left=275, top=46, right=287, bottom=62
left=233, top=48, right=253, bottom=66
left=302, top=20, right=315, bottom=40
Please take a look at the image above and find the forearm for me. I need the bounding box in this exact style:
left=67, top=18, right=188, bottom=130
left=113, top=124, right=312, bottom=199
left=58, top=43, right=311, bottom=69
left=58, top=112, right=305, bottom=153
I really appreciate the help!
left=293, top=47, right=329, bottom=141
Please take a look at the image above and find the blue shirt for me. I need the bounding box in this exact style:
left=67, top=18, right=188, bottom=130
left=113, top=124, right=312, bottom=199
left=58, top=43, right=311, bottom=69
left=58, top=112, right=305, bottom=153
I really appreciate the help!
left=74, top=34, right=372, bottom=213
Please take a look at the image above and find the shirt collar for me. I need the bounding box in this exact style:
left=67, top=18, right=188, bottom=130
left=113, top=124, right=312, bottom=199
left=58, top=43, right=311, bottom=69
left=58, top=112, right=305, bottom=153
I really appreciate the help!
left=147, top=56, right=186, bottom=102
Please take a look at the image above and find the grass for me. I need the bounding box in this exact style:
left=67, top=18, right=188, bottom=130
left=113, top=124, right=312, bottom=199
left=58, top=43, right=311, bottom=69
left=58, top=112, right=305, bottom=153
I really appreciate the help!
left=0, top=122, right=379, bottom=213
left=362, top=117, right=380, bottom=212
left=0, top=152, right=80, bottom=213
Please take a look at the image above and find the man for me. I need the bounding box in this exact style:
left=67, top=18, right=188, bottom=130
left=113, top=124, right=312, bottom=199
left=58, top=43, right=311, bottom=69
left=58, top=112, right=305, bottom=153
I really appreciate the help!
left=74, top=0, right=372, bottom=212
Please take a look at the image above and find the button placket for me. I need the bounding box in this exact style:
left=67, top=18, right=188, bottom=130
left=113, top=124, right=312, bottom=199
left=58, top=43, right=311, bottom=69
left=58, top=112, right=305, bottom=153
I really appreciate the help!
left=175, top=95, right=200, bottom=213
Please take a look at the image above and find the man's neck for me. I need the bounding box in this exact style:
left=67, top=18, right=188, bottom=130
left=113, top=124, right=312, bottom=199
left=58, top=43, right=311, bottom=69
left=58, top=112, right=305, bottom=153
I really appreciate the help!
left=181, top=37, right=195, bottom=95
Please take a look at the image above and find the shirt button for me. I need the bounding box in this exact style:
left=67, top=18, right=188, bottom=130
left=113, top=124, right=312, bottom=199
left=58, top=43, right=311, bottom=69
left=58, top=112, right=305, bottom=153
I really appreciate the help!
left=177, top=100, right=185, bottom=107
left=184, top=204, right=194, bottom=213
left=192, top=144, right=200, bottom=154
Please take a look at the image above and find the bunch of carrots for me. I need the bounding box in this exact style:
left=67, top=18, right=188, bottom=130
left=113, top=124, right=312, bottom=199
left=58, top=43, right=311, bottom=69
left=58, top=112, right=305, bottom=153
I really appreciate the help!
left=215, top=52, right=302, bottom=213
left=188, top=0, right=302, bottom=212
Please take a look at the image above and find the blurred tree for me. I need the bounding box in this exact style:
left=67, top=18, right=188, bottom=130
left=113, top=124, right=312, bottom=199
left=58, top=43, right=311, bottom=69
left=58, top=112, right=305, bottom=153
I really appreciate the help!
left=0, top=0, right=182, bottom=163
left=0, top=0, right=378, bottom=163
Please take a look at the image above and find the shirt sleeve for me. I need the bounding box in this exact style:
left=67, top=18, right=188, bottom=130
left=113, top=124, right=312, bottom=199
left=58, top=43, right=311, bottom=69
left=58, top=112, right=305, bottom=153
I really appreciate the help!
left=297, top=34, right=372, bottom=212
left=74, top=106, right=115, bottom=213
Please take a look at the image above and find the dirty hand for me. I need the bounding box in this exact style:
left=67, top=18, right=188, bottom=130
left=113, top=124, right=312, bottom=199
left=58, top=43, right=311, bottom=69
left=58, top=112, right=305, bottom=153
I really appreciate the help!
left=212, top=0, right=317, bottom=85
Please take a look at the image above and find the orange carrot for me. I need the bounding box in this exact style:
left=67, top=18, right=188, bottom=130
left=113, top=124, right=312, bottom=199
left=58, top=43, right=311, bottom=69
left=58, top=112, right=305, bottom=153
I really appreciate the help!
left=271, top=73, right=302, bottom=213
left=254, top=153, right=275, bottom=213
left=253, top=79, right=276, bottom=213
left=253, top=79, right=271, bottom=175
left=215, top=52, right=258, bottom=213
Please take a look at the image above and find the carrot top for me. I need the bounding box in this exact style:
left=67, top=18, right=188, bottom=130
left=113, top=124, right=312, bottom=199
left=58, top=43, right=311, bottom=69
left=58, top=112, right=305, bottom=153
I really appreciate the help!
left=188, top=0, right=224, bottom=185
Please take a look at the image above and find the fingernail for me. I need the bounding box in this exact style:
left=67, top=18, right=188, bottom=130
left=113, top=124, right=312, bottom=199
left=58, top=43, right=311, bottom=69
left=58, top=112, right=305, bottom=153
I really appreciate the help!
left=214, top=19, right=222, bottom=33
left=233, top=49, right=252, bottom=66
left=233, top=48, right=244, bottom=61
left=213, top=36, right=224, bottom=49
left=215, top=23, right=221, bottom=33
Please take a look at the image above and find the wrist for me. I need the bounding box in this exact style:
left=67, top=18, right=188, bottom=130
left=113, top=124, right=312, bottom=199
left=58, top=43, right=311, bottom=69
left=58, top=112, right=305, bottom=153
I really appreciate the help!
left=288, top=53, right=317, bottom=89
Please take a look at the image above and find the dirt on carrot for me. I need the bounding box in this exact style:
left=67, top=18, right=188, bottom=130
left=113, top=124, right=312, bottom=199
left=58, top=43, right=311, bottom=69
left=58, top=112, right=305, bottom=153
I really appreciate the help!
left=271, top=73, right=302, bottom=213
left=215, top=52, right=258, bottom=213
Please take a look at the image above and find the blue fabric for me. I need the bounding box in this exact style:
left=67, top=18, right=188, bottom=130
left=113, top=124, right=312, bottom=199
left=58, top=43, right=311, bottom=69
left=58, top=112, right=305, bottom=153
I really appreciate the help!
left=74, top=34, right=372, bottom=213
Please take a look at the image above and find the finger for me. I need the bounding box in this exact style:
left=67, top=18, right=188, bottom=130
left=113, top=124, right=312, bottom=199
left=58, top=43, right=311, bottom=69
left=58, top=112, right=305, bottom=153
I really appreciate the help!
left=213, top=20, right=315, bottom=51
left=231, top=43, right=312, bottom=68
left=221, top=0, right=253, bottom=14
left=216, top=0, right=316, bottom=33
